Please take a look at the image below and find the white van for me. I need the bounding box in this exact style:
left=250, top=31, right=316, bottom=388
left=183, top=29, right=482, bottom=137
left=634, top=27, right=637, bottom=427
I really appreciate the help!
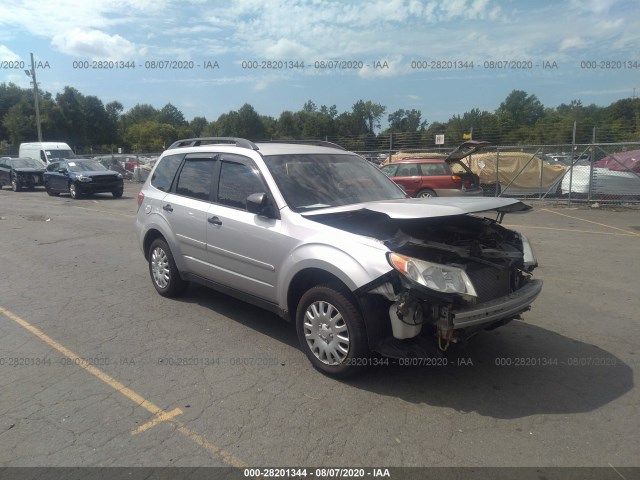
left=19, top=142, right=76, bottom=164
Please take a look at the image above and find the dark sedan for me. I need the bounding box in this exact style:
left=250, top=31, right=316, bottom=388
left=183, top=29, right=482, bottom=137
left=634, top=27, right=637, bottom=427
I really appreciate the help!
left=0, top=157, right=46, bottom=191
left=44, top=159, right=124, bottom=199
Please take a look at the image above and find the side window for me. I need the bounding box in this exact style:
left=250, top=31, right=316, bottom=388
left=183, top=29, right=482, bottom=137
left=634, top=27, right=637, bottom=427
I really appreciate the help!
left=379, top=164, right=397, bottom=177
left=40, top=150, right=47, bottom=162
left=419, top=163, right=449, bottom=176
left=217, top=161, right=266, bottom=210
left=151, top=154, right=183, bottom=192
left=396, top=164, right=417, bottom=177
left=47, top=162, right=59, bottom=172
left=175, top=159, right=215, bottom=201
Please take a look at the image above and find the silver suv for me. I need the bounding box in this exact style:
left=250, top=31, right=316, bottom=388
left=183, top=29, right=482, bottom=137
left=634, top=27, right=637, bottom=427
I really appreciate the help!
left=135, top=138, right=542, bottom=377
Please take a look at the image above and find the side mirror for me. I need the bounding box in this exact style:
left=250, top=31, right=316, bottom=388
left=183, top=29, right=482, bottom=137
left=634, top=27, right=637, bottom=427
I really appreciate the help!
left=57, top=168, right=67, bottom=174
left=246, top=192, right=277, bottom=218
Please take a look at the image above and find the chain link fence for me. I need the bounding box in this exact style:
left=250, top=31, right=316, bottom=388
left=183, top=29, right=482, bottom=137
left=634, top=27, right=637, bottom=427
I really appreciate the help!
left=356, top=142, right=640, bottom=205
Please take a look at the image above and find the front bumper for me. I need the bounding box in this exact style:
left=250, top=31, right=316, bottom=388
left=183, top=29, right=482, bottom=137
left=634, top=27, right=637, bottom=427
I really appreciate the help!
left=17, top=173, right=44, bottom=186
left=77, top=181, right=123, bottom=194
left=448, top=279, right=543, bottom=329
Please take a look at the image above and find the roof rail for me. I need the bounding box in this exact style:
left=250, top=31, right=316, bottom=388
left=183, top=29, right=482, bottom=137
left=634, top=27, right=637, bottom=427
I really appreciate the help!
left=167, top=137, right=259, bottom=150
left=258, top=139, right=346, bottom=150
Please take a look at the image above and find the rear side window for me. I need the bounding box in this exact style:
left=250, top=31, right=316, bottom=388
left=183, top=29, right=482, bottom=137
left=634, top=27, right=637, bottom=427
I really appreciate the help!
left=175, top=159, right=216, bottom=201
left=396, top=164, right=419, bottom=177
left=419, top=163, right=449, bottom=175
left=151, top=154, right=182, bottom=192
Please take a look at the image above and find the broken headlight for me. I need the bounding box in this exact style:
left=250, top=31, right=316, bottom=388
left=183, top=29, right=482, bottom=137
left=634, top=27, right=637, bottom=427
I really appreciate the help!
left=388, top=252, right=477, bottom=298
left=520, top=233, right=537, bottom=269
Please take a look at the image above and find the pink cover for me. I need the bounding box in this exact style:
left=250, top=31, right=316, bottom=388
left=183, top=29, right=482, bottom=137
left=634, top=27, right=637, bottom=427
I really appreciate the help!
left=595, top=150, right=640, bottom=172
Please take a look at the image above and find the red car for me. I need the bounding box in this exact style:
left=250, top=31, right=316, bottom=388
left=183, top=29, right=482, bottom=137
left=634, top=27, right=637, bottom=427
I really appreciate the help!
left=380, top=141, right=486, bottom=198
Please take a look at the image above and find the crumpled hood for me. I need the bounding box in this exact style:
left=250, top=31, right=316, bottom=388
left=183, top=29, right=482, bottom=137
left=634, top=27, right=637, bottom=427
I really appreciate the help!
left=301, top=197, right=531, bottom=220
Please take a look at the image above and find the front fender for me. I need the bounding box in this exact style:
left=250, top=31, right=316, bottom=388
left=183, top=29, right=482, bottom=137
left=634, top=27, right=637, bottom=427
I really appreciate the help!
left=276, top=242, right=392, bottom=309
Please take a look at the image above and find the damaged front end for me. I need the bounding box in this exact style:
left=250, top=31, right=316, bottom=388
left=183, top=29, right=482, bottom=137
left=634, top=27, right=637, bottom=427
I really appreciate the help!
left=305, top=199, right=543, bottom=359
left=366, top=213, right=542, bottom=358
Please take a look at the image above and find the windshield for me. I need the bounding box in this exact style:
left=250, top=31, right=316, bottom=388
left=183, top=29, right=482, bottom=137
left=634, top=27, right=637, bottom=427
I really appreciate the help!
left=47, top=149, right=76, bottom=160
left=264, top=153, right=406, bottom=211
left=67, top=160, right=107, bottom=172
left=13, top=158, right=44, bottom=169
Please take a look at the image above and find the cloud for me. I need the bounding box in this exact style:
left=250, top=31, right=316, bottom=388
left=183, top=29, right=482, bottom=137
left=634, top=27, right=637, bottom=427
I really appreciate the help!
left=52, top=29, right=144, bottom=60
left=569, top=0, right=617, bottom=14
left=0, top=44, right=20, bottom=61
left=560, top=37, right=588, bottom=50
left=264, top=39, right=313, bottom=59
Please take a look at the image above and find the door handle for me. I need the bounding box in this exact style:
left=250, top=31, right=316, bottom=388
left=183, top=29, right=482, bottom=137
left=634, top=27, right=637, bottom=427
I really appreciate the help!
left=162, top=204, right=173, bottom=212
left=208, top=216, right=222, bottom=225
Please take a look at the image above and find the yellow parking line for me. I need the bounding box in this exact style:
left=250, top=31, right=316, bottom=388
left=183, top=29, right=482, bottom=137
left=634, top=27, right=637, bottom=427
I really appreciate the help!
left=540, top=208, right=640, bottom=237
left=505, top=225, right=638, bottom=237
left=131, top=407, right=183, bottom=435
left=0, top=306, right=246, bottom=467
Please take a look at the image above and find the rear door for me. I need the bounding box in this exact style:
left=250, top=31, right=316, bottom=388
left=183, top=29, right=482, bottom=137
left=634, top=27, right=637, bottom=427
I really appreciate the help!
left=418, top=162, right=456, bottom=190
left=161, top=153, right=217, bottom=278
left=391, top=163, right=422, bottom=196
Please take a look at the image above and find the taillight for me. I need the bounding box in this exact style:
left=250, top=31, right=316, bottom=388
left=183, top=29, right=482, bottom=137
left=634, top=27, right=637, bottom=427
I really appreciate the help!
left=137, top=192, right=144, bottom=210
left=451, top=175, right=462, bottom=185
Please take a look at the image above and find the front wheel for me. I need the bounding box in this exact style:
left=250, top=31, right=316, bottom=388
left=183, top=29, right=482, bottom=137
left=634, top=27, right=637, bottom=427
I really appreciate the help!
left=112, top=188, right=123, bottom=198
left=148, top=238, right=189, bottom=297
left=296, top=284, right=369, bottom=378
left=11, top=177, right=21, bottom=192
left=69, top=182, right=81, bottom=199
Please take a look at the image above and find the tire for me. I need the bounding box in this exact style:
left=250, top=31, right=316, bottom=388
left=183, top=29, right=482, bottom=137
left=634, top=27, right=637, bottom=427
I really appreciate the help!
left=148, top=238, right=189, bottom=297
left=112, top=188, right=123, bottom=198
left=296, top=283, right=369, bottom=378
left=45, top=182, right=59, bottom=196
left=69, top=182, right=81, bottom=199
left=417, top=189, right=436, bottom=198
left=11, top=177, right=21, bottom=192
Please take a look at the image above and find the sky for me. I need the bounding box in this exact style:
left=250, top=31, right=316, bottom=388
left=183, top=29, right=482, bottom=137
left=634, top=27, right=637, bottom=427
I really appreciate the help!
left=0, top=0, right=639, bottom=126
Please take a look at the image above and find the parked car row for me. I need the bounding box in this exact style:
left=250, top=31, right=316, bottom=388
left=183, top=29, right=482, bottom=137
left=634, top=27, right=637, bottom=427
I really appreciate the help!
left=0, top=156, right=124, bottom=199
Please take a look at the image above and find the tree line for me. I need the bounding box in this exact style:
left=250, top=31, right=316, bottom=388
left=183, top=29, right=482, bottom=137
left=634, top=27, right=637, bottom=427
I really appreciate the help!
left=1, top=82, right=638, bottom=155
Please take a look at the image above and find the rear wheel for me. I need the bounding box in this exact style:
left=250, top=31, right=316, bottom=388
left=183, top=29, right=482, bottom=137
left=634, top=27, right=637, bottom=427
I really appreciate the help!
left=112, top=188, right=123, bottom=198
left=417, top=188, right=436, bottom=198
left=148, top=238, right=189, bottom=297
left=296, top=283, right=369, bottom=378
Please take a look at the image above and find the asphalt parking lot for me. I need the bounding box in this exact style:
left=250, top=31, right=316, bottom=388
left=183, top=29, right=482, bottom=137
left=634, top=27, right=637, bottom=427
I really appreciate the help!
left=0, top=182, right=639, bottom=469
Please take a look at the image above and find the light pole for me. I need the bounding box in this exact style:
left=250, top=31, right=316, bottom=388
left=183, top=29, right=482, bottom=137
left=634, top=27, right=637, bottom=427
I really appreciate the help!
left=24, top=52, right=42, bottom=142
